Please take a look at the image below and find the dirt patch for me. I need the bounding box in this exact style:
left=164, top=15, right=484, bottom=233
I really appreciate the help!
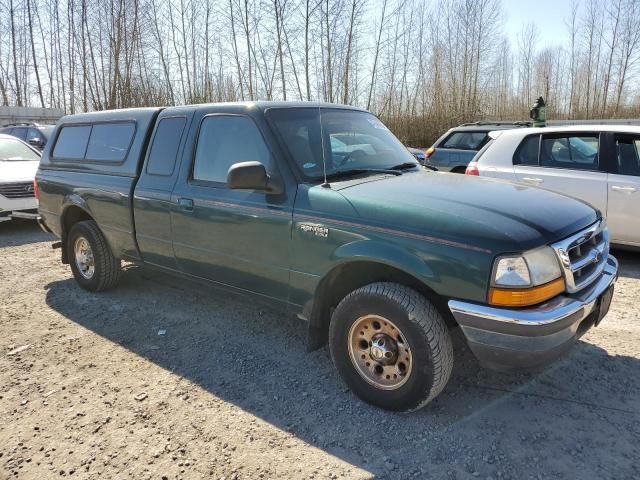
left=1, top=220, right=639, bottom=479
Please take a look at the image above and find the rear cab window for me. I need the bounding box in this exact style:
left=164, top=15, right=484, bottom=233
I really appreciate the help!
left=53, top=125, right=92, bottom=159
left=86, top=123, right=136, bottom=161
left=146, top=117, right=187, bottom=176
left=52, top=122, right=135, bottom=163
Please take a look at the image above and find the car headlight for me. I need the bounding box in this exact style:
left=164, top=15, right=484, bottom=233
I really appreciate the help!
left=489, top=247, right=565, bottom=307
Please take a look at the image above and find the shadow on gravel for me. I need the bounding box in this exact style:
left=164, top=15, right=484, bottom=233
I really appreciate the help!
left=43, top=266, right=640, bottom=479
left=0, top=219, right=53, bottom=248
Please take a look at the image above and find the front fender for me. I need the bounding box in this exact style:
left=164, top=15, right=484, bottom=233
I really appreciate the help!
left=331, top=239, right=438, bottom=286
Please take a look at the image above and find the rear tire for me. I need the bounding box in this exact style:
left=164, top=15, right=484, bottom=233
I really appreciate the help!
left=67, top=220, right=121, bottom=291
left=329, top=282, right=453, bottom=412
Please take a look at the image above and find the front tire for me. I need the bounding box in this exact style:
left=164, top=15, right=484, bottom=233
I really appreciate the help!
left=67, top=220, right=121, bottom=292
left=329, top=282, right=453, bottom=412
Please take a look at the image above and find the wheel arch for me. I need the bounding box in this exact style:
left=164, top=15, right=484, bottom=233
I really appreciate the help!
left=60, top=198, right=95, bottom=263
left=306, top=256, right=455, bottom=351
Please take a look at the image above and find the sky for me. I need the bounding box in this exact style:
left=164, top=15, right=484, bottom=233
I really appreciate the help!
left=503, top=0, right=576, bottom=48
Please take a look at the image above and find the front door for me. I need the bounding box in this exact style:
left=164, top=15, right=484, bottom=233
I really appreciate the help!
left=170, top=112, right=294, bottom=302
left=513, top=132, right=608, bottom=214
left=607, top=133, right=640, bottom=246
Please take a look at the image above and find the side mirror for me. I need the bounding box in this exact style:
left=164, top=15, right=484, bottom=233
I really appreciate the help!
left=227, top=161, right=282, bottom=194
left=28, top=138, right=43, bottom=147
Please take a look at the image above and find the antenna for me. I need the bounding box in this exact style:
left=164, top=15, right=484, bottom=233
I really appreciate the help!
left=319, top=106, right=330, bottom=188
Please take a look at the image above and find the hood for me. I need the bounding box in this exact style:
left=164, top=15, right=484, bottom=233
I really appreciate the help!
left=0, top=160, right=40, bottom=183
left=332, top=170, right=598, bottom=254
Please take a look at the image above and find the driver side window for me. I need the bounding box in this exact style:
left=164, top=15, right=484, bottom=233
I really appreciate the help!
left=193, top=115, right=271, bottom=184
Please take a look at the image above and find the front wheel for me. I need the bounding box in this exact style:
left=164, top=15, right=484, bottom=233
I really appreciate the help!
left=329, top=282, right=453, bottom=412
left=67, top=220, right=121, bottom=292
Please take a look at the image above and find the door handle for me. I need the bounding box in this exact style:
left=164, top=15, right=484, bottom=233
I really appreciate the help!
left=177, top=197, right=194, bottom=211
left=611, top=186, right=636, bottom=194
left=523, top=177, right=543, bottom=184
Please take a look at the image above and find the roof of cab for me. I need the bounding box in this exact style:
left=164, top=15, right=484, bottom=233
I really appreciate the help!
left=58, top=101, right=368, bottom=124
left=58, top=107, right=162, bottom=125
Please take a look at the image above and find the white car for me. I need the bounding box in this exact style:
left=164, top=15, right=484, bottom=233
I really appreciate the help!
left=466, top=125, right=640, bottom=248
left=0, top=133, right=40, bottom=222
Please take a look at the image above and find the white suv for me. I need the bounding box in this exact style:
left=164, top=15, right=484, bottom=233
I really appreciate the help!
left=466, top=125, right=640, bottom=248
left=0, top=134, right=40, bottom=222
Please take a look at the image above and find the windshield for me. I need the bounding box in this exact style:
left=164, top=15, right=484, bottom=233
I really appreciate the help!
left=0, top=138, right=40, bottom=161
left=267, top=108, right=417, bottom=181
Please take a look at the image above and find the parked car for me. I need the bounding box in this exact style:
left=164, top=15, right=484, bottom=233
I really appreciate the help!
left=0, top=134, right=40, bottom=222
left=466, top=125, right=640, bottom=248
left=407, top=147, right=426, bottom=163
left=424, top=121, right=531, bottom=172
left=0, top=122, right=55, bottom=151
left=36, top=103, right=617, bottom=412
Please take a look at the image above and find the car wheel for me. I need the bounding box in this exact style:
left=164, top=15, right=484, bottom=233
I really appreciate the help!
left=329, top=282, right=453, bottom=412
left=67, top=220, right=121, bottom=291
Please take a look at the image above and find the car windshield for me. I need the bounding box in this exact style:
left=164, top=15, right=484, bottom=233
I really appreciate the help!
left=0, top=138, right=40, bottom=161
left=267, top=108, right=417, bottom=181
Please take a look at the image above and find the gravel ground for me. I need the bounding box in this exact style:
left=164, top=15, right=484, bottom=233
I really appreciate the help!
left=1, top=219, right=639, bottom=480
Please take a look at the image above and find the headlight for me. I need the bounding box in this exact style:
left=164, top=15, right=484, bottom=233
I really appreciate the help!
left=489, top=247, right=565, bottom=307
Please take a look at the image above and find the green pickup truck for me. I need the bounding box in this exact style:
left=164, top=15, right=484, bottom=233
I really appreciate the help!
left=36, top=102, right=618, bottom=412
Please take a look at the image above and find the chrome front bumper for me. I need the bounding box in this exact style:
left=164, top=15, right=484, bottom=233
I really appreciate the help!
left=448, top=256, right=618, bottom=370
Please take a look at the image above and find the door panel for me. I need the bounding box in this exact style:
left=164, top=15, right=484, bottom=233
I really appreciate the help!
left=513, top=133, right=608, bottom=214
left=607, top=174, right=639, bottom=245
left=170, top=112, right=294, bottom=302
left=134, top=115, right=189, bottom=269
left=607, top=135, right=640, bottom=245
left=171, top=188, right=292, bottom=299
left=513, top=165, right=608, bottom=212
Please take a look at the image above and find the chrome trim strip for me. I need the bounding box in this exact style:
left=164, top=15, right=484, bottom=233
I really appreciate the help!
left=449, top=256, right=617, bottom=327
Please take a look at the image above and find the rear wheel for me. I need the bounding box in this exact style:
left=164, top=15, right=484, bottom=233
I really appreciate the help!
left=329, top=282, right=453, bottom=412
left=67, top=220, right=121, bottom=291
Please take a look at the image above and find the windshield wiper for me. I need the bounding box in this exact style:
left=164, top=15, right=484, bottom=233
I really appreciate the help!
left=389, top=162, right=420, bottom=170
left=323, top=168, right=402, bottom=181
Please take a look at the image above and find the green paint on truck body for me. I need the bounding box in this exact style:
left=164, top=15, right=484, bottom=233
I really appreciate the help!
left=36, top=102, right=599, bottom=333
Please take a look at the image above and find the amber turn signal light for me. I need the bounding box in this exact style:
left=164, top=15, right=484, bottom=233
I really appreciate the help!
left=488, top=277, right=565, bottom=307
left=425, top=147, right=435, bottom=158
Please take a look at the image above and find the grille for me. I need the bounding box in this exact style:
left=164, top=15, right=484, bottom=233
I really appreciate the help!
left=552, top=221, right=609, bottom=294
left=0, top=182, right=35, bottom=199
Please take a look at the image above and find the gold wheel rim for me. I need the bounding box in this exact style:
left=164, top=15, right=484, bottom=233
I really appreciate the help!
left=347, top=315, right=413, bottom=390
